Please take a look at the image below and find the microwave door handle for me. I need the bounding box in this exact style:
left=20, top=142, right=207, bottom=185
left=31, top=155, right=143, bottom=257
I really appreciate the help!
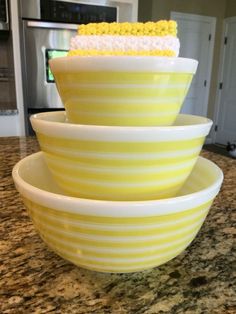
left=26, top=21, right=78, bottom=30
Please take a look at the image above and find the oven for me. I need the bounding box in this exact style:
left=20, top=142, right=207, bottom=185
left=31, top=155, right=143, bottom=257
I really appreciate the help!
left=19, top=0, right=138, bottom=134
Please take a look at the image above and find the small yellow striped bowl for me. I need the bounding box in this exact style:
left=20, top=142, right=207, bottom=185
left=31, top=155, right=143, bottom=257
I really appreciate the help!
left=30, top=111, right=212, bottom=201
left=49, top=56, right=198, bottom=126
left=12, top=152, right=223, bottom=273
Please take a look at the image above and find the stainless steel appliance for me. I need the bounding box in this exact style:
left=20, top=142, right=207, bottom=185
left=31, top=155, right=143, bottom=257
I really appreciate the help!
left=0, top=0, right=9, bottom=31
left=19, top=0, right=137, bottom=134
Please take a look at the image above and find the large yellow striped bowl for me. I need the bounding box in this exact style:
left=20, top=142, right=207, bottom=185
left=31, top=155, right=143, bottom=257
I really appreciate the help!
left=12, top=152, right=223, bottom=273
left=49, top=56, right=198, bottom=126
left=30, top=111, right=212, bottom=201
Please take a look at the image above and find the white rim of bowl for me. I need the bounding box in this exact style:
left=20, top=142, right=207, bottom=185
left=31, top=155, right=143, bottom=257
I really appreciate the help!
left=49, top=56, right=198, bottom=73
left=12, top=152, right=223, bottom=217
left=30, top=111, right=213, bottom=141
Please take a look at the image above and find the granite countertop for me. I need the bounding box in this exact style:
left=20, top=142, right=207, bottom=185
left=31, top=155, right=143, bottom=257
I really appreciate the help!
left=0, top=137, right=235, bottom=314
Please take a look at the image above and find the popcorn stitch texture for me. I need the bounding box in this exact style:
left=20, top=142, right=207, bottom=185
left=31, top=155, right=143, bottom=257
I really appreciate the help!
left=78, top=21, right=177, bottom=36
left=69, top=35, right=179, bottom=54
left=67, top=49, right=176, bottom=57
left=68, top=20, right=179, bottom=57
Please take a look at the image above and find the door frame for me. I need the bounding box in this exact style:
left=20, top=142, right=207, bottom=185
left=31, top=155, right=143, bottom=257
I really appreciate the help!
left=212, top=16, right=236, bottom=144
left=171, top=11, right=216, bottom=117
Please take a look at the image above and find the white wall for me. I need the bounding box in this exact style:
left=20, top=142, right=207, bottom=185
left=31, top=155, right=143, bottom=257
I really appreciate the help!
left=0, top=114, right=20, bottom=136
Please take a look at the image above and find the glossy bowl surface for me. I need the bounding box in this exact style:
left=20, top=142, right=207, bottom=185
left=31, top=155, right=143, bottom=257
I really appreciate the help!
left=12, top=152, right=223, bottom=273
left=50, top=56, right=198, bottom=126
left=30, top=111, right=212, bottom=201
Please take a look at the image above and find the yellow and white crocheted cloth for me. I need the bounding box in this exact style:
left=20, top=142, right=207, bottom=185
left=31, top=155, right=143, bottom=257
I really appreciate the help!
left=68, top=21, right=180, bottom=57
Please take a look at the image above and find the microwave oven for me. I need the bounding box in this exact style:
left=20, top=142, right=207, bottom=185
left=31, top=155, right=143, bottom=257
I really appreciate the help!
left=0, top=0, right=9, bottom=31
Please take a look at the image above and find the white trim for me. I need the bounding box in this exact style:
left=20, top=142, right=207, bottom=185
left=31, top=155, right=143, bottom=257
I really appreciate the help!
left=30, top=111, right=212, bottom=141
left=171, top=11, right=216, bottom=23
left=51, top=56, right=198, bottom=73
left=12, top=152, right=223, bottom=217
left=212, top=16, right=236, bottom=144
left=171, top=12, right=216, bottom=117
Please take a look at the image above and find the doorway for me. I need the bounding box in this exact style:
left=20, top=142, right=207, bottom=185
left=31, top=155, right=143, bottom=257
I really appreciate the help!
left=214, top=17, right=236, bottom=145
left=171, top=12, right=216, bottom=117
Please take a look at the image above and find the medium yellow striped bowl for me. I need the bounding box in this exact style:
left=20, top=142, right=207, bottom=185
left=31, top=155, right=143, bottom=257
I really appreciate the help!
left=12, top=152, right=223, bottom=273
left=49, top=56, right=198, bottom=126
left=30, top=111, right=212, bottom=201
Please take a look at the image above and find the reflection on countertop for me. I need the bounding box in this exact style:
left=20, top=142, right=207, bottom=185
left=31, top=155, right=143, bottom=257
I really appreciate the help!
left=1, top=137, right=235, bottom=314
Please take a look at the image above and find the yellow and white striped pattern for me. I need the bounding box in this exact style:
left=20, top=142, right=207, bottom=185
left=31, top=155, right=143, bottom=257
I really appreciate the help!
left=56, top=71, right=193, bottom=126
left=49, top=56, right=198, bottom=126
left=23, top=197, right=213, bottom=273
left=39, top=135, right=204, bottom=200
left=12, top=152, right=223, bottom=273
left=31, top=112, right=212, bottom=201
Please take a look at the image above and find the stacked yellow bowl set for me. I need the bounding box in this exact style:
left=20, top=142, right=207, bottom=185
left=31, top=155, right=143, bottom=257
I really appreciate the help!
left=13, top=21, right=223, bottom=273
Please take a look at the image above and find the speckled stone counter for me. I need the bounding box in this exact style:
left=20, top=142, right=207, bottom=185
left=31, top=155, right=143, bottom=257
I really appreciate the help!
left=0, top=137, right=235, bottom=314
